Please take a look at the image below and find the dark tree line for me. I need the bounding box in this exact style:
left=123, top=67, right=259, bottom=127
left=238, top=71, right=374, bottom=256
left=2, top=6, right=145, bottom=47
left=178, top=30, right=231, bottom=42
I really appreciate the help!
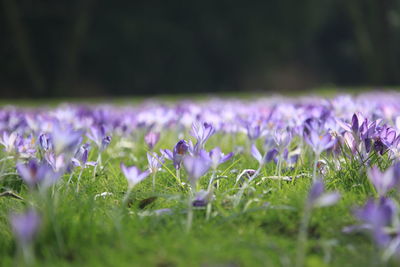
left=1, top=0, right=399, bottom=97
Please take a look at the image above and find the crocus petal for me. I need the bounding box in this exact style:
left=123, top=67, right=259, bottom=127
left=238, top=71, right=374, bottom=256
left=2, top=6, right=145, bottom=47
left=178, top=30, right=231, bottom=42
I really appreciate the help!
left=220, top=152, right=234, bottom=164
left=183, top=154, right=211, bottom=187
left=313, top=192, right=341, bottom=207
left=160, top=149, right=173, bottom=161
left=251, top=144, right=262, bottom=163
left=10, top=209, right=41, bottom=244
left=368, top=166, right=395, bottom=196
left=265, top=148, right=278, bottom=162
left=308, top=179, right=324, bottom=204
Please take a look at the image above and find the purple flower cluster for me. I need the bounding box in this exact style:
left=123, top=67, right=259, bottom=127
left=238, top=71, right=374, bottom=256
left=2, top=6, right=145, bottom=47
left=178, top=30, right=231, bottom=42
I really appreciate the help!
left=343, top=163, right=400, bottom=258
left=5, top=93, right=400, bottom=259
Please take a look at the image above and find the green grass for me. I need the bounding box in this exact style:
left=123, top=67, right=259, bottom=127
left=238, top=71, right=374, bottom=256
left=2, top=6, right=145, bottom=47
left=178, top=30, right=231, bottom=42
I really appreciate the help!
left=0, top=132, right=396, bottom=267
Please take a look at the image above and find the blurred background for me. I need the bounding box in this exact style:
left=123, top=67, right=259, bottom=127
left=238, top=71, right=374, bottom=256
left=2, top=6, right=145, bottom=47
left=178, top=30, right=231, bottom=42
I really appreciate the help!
left=1, top=0, right=400, bottom=98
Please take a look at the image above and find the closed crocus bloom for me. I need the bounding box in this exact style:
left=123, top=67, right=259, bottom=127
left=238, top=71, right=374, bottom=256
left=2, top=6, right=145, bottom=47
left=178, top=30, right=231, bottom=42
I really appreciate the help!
left=38, top=133, right=52, bottom=151
left=0, top=131, right=18, bottom=153
left=44, top=152, right=67, bottom=172
left=243, top=121, right=262, bottom=141
left=183, top=152, right=211, bottom=189
left=86, top=125, right=111, bottom=151
left=147, top=151, right=164, bottom=173
left=380, top=126, right=396, bottom=146
left=101, top=135, right=112, bottom=151
left=304, top=131, right=336, bottom=155
left=209, top=147, right=233, bottom=170
left=87, top=125, right=107, bottom=148
left=353, top=197, right=396, bottom=246
left=359, top=119, right=376, bottom=141
left=368, top=166, right=396, bottom=196
left=51, top=123, right=82, bottom=155
left=16, top=159, right=61, bottom=189
left=15, top=135, right=37, bottom=158
left=144, top=131, right=160, bottom=150
left=172, top=140, right=189, bottom=169
left=273, top=128, right=292, bottom=152
left=190, top=122, right=215, bottom=150
left=308, top=179, right=340, bottom=208
left=72, top=144, right=97, bottom=168
left=10, top=209, right=41, bottom=245
left=120, top=163, right=150, bottom=189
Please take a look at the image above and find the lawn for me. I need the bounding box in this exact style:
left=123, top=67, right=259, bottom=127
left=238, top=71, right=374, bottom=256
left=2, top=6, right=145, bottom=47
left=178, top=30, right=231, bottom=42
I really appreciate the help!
left=0, top=93, right=399, bottom=266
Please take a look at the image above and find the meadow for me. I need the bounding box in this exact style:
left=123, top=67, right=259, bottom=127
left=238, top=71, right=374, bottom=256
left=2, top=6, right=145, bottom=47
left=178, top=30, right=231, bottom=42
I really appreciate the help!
left=1, top=93, right=399, bottom=266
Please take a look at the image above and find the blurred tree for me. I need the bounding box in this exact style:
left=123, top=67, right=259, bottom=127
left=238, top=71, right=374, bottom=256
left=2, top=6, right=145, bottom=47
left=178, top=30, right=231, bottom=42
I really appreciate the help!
left=343, top=0, right=400, bottom=84
left=0, top=0, right=399, bottom=97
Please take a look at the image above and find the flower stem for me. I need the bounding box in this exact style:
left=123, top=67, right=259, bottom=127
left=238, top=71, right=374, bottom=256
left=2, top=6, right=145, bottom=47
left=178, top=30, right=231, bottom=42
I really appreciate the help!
left=46, top=192, right=64, bottom=253
left=186, top=195, right=193, bottom=233
left=206, top=202, right=212, bottom=221
left=295, top=202, right=312, bottom=267
left=312, top=153, right=320, bottom=181
left=176, top=168, right=181, bottom=185
left=75, top=168, right=84, bottom=193
left=152, top=172, right=156, bottom=191
left=277, top=154, right=283, bottom=189
left=67, top=171, right=74, bottom=184
left=122, top=187, right=133, bottom=206
left=21, top=243, right=34, bottom=266
left=234, top=164, right=262, bottom=207
left=93, top=153, right=102, bottom=180
left=207, top=170, right=216, bottom=191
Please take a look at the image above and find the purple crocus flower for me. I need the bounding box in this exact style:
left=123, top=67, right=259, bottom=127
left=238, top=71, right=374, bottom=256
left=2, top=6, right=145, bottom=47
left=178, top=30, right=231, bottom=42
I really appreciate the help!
left=72, top=144, right=97, bottom=168
left=359, top=119, right=376, bottom=152
left=251, top=144, right=263, bottom=165
left=243, top=121, right=263, bottom=141
left=192, top=189, right=214, bottom=207
left=44, top=153, right=68, bottom=172
left=14, top=135, right=36, bottom=158
left=251, top=144, right=278, bottom=165
left=101, top=135, right=112, bottom=151
left=389, top=136, right=400, bottom=158
left=16, top=159, right=61, bottom=189
left=87, top=125, right=111, bottom=151
left=338, top=114, right=378, bottom=155
left=51, top=123, right=82, bottom=155
left=147, top=151, right=164, bottom=173
left=379, top=126, right=397, bottom=148
left=161, top=139, right=190, bottom=169
left=273, top=128, right=292, bottom=152
left=308, top=179, right=341, bottom=208
left=0, top=131, right=18, bottom=153
left=281, top=148, right=301, bottom=168
left=353, top=197, right=397, bottom=246
left=183, top=152, right=211, bottom=189
left=190, top=122, right=215, bottom=150
left=368, top=166, right=396, bottom=196
left=373, top=126, right=397, bottom=155
left=209, top=147, right=233, bottom=170
left=120, top=163, right=150, bottom=189
left=303, top=118, right=324, bottom=135
left=10, top=209, right=41, bottom=245
left=343, top=131, right=357, bottom=154
left=304, top=131, right=336, bottom=155
left=38, top=133, right=52, bottom=152
left=336, top=113, right=362, bottom=135
left=173, top=139, right=189, bottom=157
left=144, top=131, right=160, bottom=150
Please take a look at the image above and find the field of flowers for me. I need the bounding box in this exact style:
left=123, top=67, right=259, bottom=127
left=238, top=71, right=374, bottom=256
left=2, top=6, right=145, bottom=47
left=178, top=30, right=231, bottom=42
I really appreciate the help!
left=1, top=93, right=400, bottom=266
